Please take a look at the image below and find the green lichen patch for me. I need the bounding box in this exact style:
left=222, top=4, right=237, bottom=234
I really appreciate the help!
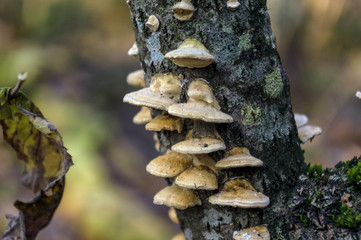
left=332, top=204, right=361, bottom=230
left=238, top=33, right=252, bottom=52
left=347, top=161, right=361, bottom=188
left=241, top=104, right=261, bottom=126
left=263, top=68, right=283, bottom=98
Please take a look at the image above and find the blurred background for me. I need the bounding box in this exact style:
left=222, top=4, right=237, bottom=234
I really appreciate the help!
left=0, top=0, right=360, bottom=239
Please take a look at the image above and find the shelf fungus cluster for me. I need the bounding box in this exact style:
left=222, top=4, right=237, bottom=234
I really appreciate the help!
left=294, top=113, right=322, bottom=143
left=124, top=37, right=270, bottom=238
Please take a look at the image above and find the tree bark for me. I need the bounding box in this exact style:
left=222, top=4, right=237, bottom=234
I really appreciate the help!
left=125, top=1, right=361, bottom=239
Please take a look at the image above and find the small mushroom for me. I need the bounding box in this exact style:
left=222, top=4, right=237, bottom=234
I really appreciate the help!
left=168, top=207, right=179, bottom=224
left=126, top=69, right=145, bottom=88
left=233, top=225, right=270, bottom=240
left=215, top=147, right=263, bottom=169
left=165, top=39, right=215, bottom=68
left=153, top=133, right=160, bottom=152
left=128, top=42, right=139, bottom=57
left=227, top=0, right=240, bottom=10
left=208, top=179, right=270, bottom=208
left=123, top=73, right=181, bottom=110
left=172, top=0, right=195, bottom=21
left=145, top=113, right=184, bottom=133
left=146, top=151, right=192, bottom=178
left=171, top=129, right=226, bottom=154
left=153, top=184, right=202, bottom=210
left=192, top=154, right=217, bottom=175
left=168, top=80, right=233, bottom=123
left=146, top=15, right=160, bottom=31
left=294, top=113, right=322, bottom=143
left=132, top=107, right=152, bottom=125
left=175, top=165, right=218, bottom=190
left=171, top=233, right=185, bottom=240
left=356, top=91, right=361, bottom=99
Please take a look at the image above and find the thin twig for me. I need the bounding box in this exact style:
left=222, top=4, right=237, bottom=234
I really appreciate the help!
left=10, top=72, right=28, bottom=96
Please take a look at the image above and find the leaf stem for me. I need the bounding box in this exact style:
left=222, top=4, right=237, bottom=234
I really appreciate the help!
left=10, top=72, right=28, bottom=96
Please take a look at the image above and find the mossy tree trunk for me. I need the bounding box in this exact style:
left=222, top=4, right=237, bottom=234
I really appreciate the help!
left=125, top=1, right=361, bottom=239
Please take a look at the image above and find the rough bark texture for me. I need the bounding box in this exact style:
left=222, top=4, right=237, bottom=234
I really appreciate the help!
left=125, top=0, right=361, bottom=239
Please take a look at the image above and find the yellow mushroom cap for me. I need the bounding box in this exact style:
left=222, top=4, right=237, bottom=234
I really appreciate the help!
left=215, top=147, right=263, bottom=169
left=146, top=151, right=192, bottom=178
left=168, top=207, right=179, bottom=224
left=172, top=0, right=195, bottom=21
left=227, top=0, right=240, bottom=10
left=132, top=107, right=152, bottom=125
left=128, top=42, right=139, bottom=57
left=298, top=125, right=322, bottom=143
left=165, top=39, right=215, bottom=68
left=146, top=15, right=160, bottom=31
left=175, top=166, right=218, bottom=190
left=171, top=233, right=186, bottom=240
left=192, top=154, right=217, bottom=175
left=208, top=179, right=270, bottom=208
left=126, top=69, right=145, bottom=88
left=123, top=73, right=181, bottom=110
left=172, top=136, right=226, bottom=154
left=153, top=185, right=202, bottom=210
left=168, top=80, right=233, bottom=123
left=145, top=113, right=184, bottom=133
left=294, top=113, right=308, bottom=128
left=233, top=225, right=270, bottom=240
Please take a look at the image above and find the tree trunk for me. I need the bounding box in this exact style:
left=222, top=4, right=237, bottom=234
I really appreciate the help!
left=125, top=1, right=361, bottom=239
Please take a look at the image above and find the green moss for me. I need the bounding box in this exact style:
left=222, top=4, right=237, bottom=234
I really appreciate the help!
left=241, top=104, right=261, bottom=126
left=238, top=33, right=252, bottom=52
left=347, top=162, right=361, bottom=188
left=263, top=68, right=283, bottom=98
left=300, top=215, right=309, bottom=226
left=332, top=204, right=361, bottom=229
left=306, top=163, right=323, bottom=179
left=274, top=227, right=286, bottom=240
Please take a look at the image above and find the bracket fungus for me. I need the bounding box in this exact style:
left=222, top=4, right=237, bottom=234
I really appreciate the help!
left=294, top=113, right=322, bottom=143
left=146, top=15, right=160, bottom=32
left=356, top=90, right=361, bottom=99
left=227, top=0, right=240, bottom=10
left=233, top=225, right=270, bottom=240
left=123, top=73, right=181, bottom=110
left=168, top=80, right=233, bottom=123
left=146, top=151, right=192, bottom=178
left=145, top=113, right=184, bottom=133
left=215, top=147, right=263, bottom=169
left=168, top=207, right=179, bottom=224
left=126, top=69, right=145, bottom=88
left=171, top=129, right=226, bottom=154
left=172, top=0, right=195, bottom=21
left=171, top=233, right=185, bottom=240
left=132, top=107, right=152, bottom=125
left=175, top=165, right=218, bottom=190
left=153, top=184, right=202, bottom=210
left=208, top=179, right=270, bottom=208
left=127, top=42, right=139, bottom=57
left=192, top=154, right=217, bottom=174
left=165, top=39, right=215, bottom=68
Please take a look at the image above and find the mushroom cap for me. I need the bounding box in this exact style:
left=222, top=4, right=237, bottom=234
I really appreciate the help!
left=126, top=69, right=145, bottom=88
left=172, top=136, right=226, bottom=154
left=145, top=114, right=184, bottom=133
left=128, top=42, right=139, bottom=57
left=146, top=15, right=160, bottom=31
left=215, top=147, right=263, bottom=169
left=208, top=179, right=270, bottom=208
left=132, top=107, right=152, bottom=125
left=123, top=73, right=181, bottom=110
left=168, top=207, right=179, bottom=224
left=153, top=133, right=160, bottom=152
left=175, top=166, right=218, bottom=190
left=153, top=185, right=202, bottom=210
left=165, top=39, right=215, bottom=68
left=172, top=0, right=195, bottom=21
left=192, top=154, right=217, bottom=175
left=233, top=225, right=270, bottom=240
left=294, top=113, right=308, bottom=128
left=356, top=91, right=361, bottom=99
left=298, top=125, right=322, bottom=143
left=171, top=233, right=186, bottom=240
left=146, top=151, right=192, bottom=178
left=187, top=79, right=219, bottom=108
left=168, top=101, right=233, bottom=123
left=227, top=0, right=240, bottom=10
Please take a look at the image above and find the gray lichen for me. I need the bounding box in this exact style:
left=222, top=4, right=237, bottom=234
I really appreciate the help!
left=238, top=33, right=253, bottom=52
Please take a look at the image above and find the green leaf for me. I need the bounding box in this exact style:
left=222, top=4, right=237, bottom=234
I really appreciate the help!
left=0, top=87, right=73, bottom=240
